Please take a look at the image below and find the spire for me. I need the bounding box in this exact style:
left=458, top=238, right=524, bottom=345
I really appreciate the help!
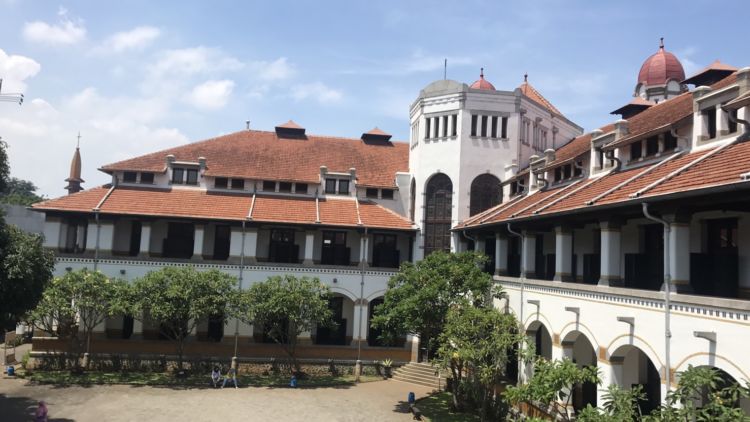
left=64, top=133, right=84, bottom=195
left=480, top=67, right=484, bottom=78
left=524, top=73, right=528, bottom=83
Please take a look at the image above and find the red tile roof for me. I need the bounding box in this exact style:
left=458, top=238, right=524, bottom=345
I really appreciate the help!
left=33, top=187, right=414, bottom=231
left=638, top=43, right=685, bottom=86
left=518, top=81, right=562, bottom=116
left=100, top=129, right=409, bottom=189
left=545, top=124, right=616, bottom=169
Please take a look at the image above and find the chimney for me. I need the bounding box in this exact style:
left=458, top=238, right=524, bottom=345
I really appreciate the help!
left=198, top=156, right=207, bottom=170
left=736, top=67, right=750, bottom=94
left=614, top=119, right=629, bottom=140
left=275, top=120, right=306, bottom=139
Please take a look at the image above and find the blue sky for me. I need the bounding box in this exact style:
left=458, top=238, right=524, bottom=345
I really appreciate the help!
left=0, top=0, right=747, bottom=197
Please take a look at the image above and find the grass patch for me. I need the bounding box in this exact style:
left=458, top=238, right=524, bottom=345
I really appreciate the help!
left=417, top=391, right=481, bottom=422
left=23, top=370, right=381, bottom=387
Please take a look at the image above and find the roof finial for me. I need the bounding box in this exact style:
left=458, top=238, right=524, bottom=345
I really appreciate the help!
left=76, top=131, right=81, bottom=148
left=480, top=67, right=484, bottom=78
left=524, top=73, right=528, bottom=83
left=660, top=37, right=664, bottom=49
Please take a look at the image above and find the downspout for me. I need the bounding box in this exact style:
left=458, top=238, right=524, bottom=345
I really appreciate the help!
left=723, top=105, right=750, bottom=142
left=93, top=211, right=101, bottom=271
left=641, top=202, right=671, bottom=395
left=233, top=220, right=247, bottom=359
left=605, top=149, right=622, bottom=171
left=357, top=227, right=368, bottom=365
left=506, top=223, right=524, bottom=386
left=534, top=170, right=549, bottom=189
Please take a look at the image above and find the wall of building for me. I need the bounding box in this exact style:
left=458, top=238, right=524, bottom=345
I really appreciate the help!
left=2, top=204, right=45, bottom=235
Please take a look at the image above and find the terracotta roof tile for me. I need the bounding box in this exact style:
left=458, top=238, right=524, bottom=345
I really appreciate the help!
left=101, top=130, right=408, bottom=189
left=32, top=186, right=110, bottom=212
left=518, top=81, right=562, bottom=116
left=251, top=195, right=317, bottom=224
left=101, top=187, right=252, bottom=221
left=358, top=200, right=414, bottom=230
left=546, top=124, right=616, bottom=168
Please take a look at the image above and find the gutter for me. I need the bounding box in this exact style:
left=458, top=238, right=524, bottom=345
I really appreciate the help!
left=641, top=203, right=672, bottom=395
left=233, top=220, right=247, bottom=359
left=91, top=184, right=116, bottom=271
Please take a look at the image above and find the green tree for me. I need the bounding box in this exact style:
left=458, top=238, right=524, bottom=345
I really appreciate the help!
left=371, top=251, right=494, bottom=355
left=236, top=275, right=334, bottom=374
left=131, top=267, right=237, bottom=369
left=1, top=177, right=45, bottom=206
left=26, top=269, right=126, bottom=369
left=505, top=358, right=600, bottom=421
left=0, top=225, right=54, bottom=331
left=577, top=384, right=646, bottom=422
left=436, top=305, right=527, bottom=420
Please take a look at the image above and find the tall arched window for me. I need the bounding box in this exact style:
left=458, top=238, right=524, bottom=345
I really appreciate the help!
left=409, top=178, right=416, bottom=222
left=424, top=173, right=453, bottom=256
left=469, top=174, right=502, bottom=216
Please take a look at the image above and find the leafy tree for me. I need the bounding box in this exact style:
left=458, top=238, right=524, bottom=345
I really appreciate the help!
left=26, top=269, right=126, bottom=369
left=577, top=384, right=646, bottom=422
left=131, top=267, right=237, bottom=369
left=1, top=177, right=45, bottom=206
left=0, top=225, right=54, bottom=331
left=371, top=251, right=494, bottom=355
left=236, top=275, right=334, bottom=373
left=505, top=357, right=600, bottom=421
left=436, top=305, right=527, bottom=420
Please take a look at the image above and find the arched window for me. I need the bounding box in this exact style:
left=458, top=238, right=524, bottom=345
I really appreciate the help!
left=424, top=173, right=453, bottom=256
left=409, top=178, right=416, bottom=222
left=470, top=174, right=501, bottom=216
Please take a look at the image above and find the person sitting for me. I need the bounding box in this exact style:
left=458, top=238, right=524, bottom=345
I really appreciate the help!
left=211, top=366, right=223, bottom=388
left=222, top=366, right=239, bottom=389
left=35, top=401, right=48, bottom=422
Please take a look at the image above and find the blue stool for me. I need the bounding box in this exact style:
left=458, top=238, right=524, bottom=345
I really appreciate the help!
left=290, top=375, right=297, bottom=388
left=408, top=391, right=415, bottom=404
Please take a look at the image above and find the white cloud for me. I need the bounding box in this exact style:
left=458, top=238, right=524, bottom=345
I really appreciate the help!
left=185, top=79, right=235, bottom=110
left=149, top=47, right=243, bottom=79
left=252, top=57, right=294, bottom=81
left=100, top=26, right=161, bottom=53
left=291, top=82, right=343, bottom=104
left=0, top=48, right=41, bottom=92
left=22, top=7, right=86, bottom=45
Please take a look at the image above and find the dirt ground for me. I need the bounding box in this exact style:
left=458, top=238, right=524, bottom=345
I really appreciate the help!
left=0, top=377, right=434, bottom=421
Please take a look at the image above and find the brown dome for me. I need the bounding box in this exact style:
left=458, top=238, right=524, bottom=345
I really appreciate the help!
left=470, top=68, right=496, bottom=91
left=638, top=38, right=685, bottom=86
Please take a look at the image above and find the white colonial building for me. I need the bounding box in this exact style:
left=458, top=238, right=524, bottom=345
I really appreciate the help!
left=31, top=40, right=750, bottom=413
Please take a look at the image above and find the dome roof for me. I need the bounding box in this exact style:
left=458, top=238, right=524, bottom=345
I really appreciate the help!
left=638, top=38, right=685, bottom=86
left=470, top=68, right=495, bottom=91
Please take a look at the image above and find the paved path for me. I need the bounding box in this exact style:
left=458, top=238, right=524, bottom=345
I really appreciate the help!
left=0, top=377, right=435, bottom=421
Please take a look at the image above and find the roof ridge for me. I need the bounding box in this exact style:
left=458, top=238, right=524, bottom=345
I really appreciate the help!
left=359, top=198, right=414, bottom=226
left=519, top=81, right=562, bottom=115
left=510, top=185, right=573, bottom=218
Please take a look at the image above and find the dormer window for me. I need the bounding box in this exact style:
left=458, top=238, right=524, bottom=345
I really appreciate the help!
left=366, top=188, right=378, bottom=198
left=186, top=169, right=199, bottom=185
left=381, top=189, right=394, bottom=200
left=727, top=109, right=739, bottom=134
left=664, top=132, right=678, bottom=151
left=172, top=168, right=185, bottom=184
left=140, top=173, right=154, bottom=184
left=325, top=179, right=336, bottom=194
left=295, top=183, right=308, bottom=194
left=279, top=182, right=292, bottom=193
left=324, top=179, right=350, bottom=195
left=338, top=180, right=350, bottom=195
left=702, top=107, right=717, bottom=139
left=123, top=171, right=137, bottom=183
left=263, top=180, right=275, bottom=191
left=630, top=142, right=642, bottom=161
left=646, top=136, right=659, bottom=156
left=214, top=177, right=228, bottom=189
left=230, top=179, right=245, bottom=190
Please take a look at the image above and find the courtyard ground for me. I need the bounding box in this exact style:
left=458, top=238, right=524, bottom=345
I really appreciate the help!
left=0, top=376, right=435, bottom=421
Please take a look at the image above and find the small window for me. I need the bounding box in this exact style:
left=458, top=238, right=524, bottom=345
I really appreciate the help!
left=338, top=179, right=349, bottom=195
left=491, top=116, right=498, bottom=138
left=554, top=167, right=562, bottom=182
left=425, top=118, right=431, bottom=140
left=263, top=180, right=276, bottom=191
left=140, top=173, right=154, bottom=184
left=451, top=114, right=457, bottom=136
left=231, top=179, right=245, bottom=190
left=123, top=171, right=137, bottom=183
left=366, top=188, right=378, bottom=198
left=630, top=142, right=642, bottom=160
left=663, top=132, right=678, bottom=151
left=501, top=117, right=508, bottom=139
left=573, top=161, right=583, bottom=177
left=381, top=189, right=394, bottom=199
left=295, top=183, right=308, bottom=194
left=172, top=168, right=184, bottom=184
left=480, top=115, right=488, bottom=137
left=703, top=108, right=717, bottom=139
left=325, top=179, right=337, bottom=194
left=471, top=115, right=478, bottom=137
left=186, top=169, right=199, bottom=185
left=646, top=136, right=659, bottom=156
left=441, top=115, right=448, bottom=137
left=563, top=164, right=572, bottom=179
left=214, top=177, right=228, bottom=189
left=728, top=109, right=738, bottom=134
left=278, top=182, right=292, bottom=193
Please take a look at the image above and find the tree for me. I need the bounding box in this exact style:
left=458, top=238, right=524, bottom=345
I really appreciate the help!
left=505, top=358, right=600, bottom=421
left=1, top=177, right=45, bottom=206
left=131, top=267, right=237, bottom=369
left=236, top=275, right=334, bottom=373
left=0, top=225, right=54, bottom=331
left=436, top=305, right=528, bottom=420
left=371, top=251, right=494, bottom=355
left=577, top=384, right=646, bottom=422
left=26, top=269, right=126, bottom=369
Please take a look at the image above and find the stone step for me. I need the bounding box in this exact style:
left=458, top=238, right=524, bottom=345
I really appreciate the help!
left=391, top=373, right=441, bottom=388
left=394, top=366, right=438, bottom=377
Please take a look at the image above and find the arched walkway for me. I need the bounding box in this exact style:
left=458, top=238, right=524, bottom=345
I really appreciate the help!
left=686, top=366, right=750, bottom=415
left=609, top=344, right=662, bottom=415
left=527, top=321, right=552, bottom=360
left=314, top=293, right=354, bottom=346
left=562, top=331, right=597, bottom=412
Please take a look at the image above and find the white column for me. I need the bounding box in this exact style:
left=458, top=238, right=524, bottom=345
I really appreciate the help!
left=716, top=105, right=728, bottom=136
left=42, top=217, right=62, bottom=249
left=495, top=234, right=508, bottom=276
left=85, top=221, right=97, bottom=252
left=139, top=222, right=151, bottom=257
left=245, top=228, right=258, bottom=264
left=521, top=231, right=536, bottom=279
left=447, top=114, right=454, bottom=137
left=597, top=361, right=615, bottom=405
left=451, top=232, right=462, bottom=253
left=431, top=117, right=438, bottom=138
left=303, top=231, right=315, bottom=265
left=554, top=226, right=573, bottom=282
left=474, top=238, right=485, bottom=254
left=193, top=224, right=205, bottom=259
left=599, top=221, right=622, bottom=286
left=351, top=299, right=369, bottom=345
left=668, top=215, right=692, bottom=293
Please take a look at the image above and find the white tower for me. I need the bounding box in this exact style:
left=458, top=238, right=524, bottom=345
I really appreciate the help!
left=408, top=70, right=583, bottom=259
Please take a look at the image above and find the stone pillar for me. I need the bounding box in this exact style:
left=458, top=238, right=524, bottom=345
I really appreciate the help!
left=599, top=220, right=623, bottom=286
left=85, top=221, right=98, bottom=253
left=554, top=226, right=573, bottom=282
left=521, top=231, right=536, bottom=279
left=230, top=226, right=258, bottom=264
left=597, top=360, right=616, bottom=407
left=717, top=105, right=729, bottom=136
left=303, top=231, right=315, bottom=265
left=431, top=117, right=438, bottom=138
left=409, top=334, right=420, bottom=362
left=359, top=234, right=369, bottom=267
left=447, top=114, right=454, bottom=136
left=351, top=299, right=369, bottom=345
left=132, top=318, right=143, bottom=340
left=474, top=238, right=485, bottom=254
left=451, top=232, right=462, bottom=253
left=139, top=222, right=151, bottom=257
left=668, top=214, right=692, bottom=293
left=495, top=234, right=508, bottom=276
left=42, top=217, right=62, bottom=249
left=193, top=224, right=205, bottom=260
